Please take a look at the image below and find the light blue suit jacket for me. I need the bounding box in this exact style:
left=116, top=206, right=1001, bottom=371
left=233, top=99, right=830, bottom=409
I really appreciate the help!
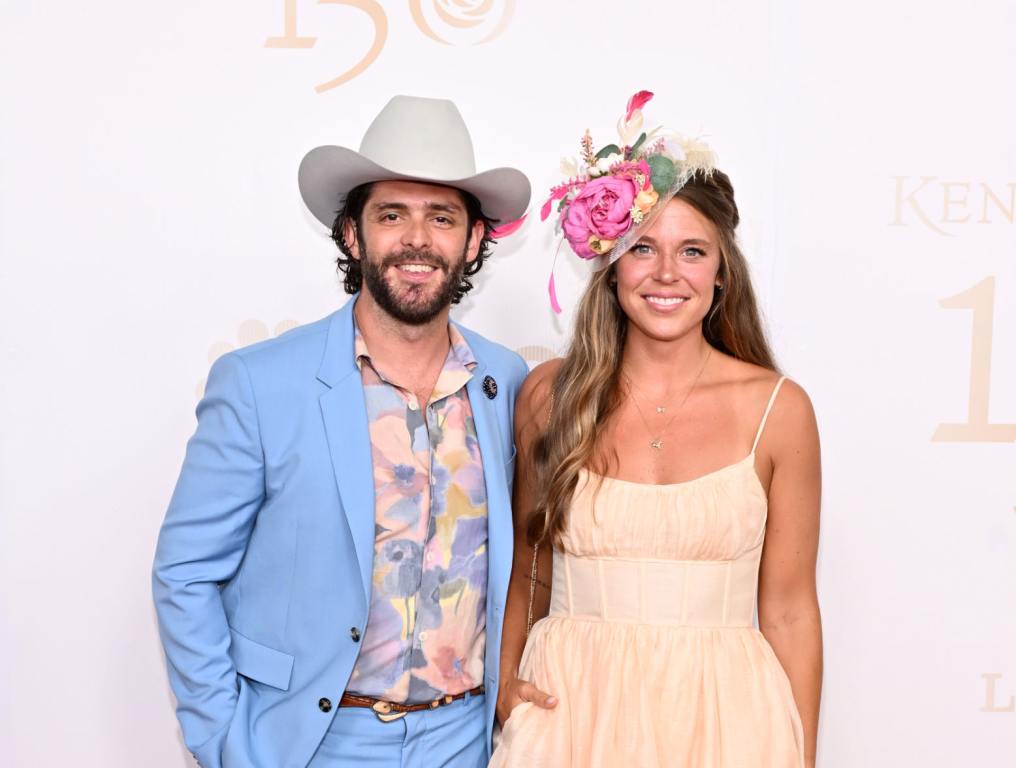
left=153, top=298, right=527, bottom=768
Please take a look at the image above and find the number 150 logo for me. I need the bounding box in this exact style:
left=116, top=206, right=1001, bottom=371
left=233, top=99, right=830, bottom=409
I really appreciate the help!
left=935, top=276, right=1016, bottom=443
left=266, top=0, right=516, bottom=93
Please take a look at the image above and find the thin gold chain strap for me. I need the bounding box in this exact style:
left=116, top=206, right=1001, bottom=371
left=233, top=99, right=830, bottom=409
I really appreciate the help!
left=526, top=541, right=539, bottom=636
left=525, top=386, right=555, bottom=638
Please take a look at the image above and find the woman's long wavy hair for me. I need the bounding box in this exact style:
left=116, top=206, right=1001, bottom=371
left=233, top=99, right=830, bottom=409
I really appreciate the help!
left=527, top=169, right=778, bottom=546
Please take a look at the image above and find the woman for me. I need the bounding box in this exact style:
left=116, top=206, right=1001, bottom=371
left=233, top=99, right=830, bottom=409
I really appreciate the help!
left=490, top=93, right=822, bottom=767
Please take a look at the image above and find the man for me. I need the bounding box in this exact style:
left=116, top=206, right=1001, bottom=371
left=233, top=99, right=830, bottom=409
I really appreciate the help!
left=153, top=95, right=531, bottom=767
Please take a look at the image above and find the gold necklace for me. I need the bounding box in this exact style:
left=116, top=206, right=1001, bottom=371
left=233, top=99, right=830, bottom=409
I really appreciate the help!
left=625, top=376, right=672, bottom=414
left=624, top=347, right=712, bottom=450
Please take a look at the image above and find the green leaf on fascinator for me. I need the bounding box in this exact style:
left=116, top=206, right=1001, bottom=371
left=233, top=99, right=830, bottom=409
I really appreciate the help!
left=595, top=143, right=621, bottom=160
left=647, top=154, right=677, bottom=194
left=628, top=132, right=648, bottom=158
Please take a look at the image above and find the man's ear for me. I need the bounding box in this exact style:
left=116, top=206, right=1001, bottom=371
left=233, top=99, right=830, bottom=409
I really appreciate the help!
left=465, top=219, right=485, bottom=264
left=343, top=219, right=361, bottom=260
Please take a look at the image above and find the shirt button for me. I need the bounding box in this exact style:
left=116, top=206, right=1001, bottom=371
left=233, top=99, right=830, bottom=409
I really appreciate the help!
left=350, top=627, right=361, bottom=642
left=420, top=631, right=428, bottom=641
left=408, top=399, right=418, bottom=411
left=318, top=697, right=332, bottom=713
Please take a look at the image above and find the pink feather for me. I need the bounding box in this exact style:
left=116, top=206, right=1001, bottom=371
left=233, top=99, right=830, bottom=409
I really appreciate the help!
left=540, top=197, right=554, bottom=222
left=625, top=90, right=654, bottom=122
left=547, top=238, right=567, bottom=315
left=490, top=213, right=527, bottom=239
left=548, top=272, right=562, bottom=315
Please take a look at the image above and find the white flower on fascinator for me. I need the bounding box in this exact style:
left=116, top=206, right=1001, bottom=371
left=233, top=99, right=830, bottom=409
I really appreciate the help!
left=560, top=156, right=579, bottom=178
left=590, top=152, right=624, bottom=178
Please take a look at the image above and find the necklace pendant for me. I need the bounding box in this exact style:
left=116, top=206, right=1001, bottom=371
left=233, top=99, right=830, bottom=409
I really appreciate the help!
left=656, top=406, right=666, bottom=413
left=650, top=439, right=663, bottom=450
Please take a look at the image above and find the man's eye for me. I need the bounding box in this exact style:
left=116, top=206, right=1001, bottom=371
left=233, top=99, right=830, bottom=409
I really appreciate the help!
left=382, top=213, right=400, bottom=222
left=433, top=216, right=451, bottom=225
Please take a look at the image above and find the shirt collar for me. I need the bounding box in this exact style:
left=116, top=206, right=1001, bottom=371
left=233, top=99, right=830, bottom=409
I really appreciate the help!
left=353, top=316, right=478, bottom=383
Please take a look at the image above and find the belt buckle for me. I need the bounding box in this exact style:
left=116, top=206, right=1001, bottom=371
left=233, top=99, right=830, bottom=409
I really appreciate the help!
left=371, top=700, right=408, bottom=723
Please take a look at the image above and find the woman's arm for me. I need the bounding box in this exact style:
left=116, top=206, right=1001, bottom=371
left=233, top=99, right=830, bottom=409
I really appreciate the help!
left=757, top=379, right=823, bottom=767
left=495, top=360, right=560, bottom=726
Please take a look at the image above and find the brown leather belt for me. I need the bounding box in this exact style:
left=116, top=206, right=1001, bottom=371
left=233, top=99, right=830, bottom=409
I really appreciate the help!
left=340, top=685, right=485, bottom=722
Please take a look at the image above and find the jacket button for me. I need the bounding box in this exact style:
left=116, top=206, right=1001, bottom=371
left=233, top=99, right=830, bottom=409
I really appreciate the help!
left=350, top=626, right=361, bottom=642
left=318, top=697, right=332, bottom=713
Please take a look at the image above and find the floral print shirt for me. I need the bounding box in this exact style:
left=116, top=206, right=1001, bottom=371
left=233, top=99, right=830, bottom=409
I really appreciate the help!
left=346, top=320, right=488, bottom=703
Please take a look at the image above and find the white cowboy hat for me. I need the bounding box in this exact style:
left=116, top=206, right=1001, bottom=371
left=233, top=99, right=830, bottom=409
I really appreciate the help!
left=298, top=95, right=531, bottom=228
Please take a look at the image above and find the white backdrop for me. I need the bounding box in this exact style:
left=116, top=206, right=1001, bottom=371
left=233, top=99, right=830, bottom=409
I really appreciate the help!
left=2, top=1, right=1014, bottom=765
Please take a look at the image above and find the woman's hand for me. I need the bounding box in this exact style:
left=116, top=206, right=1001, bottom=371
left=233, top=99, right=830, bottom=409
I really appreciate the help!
left=496, top=675, right=557, bottom=725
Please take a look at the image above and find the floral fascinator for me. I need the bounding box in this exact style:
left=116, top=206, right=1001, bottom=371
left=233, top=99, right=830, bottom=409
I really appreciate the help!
left=542, top=91, right=716, bottom=313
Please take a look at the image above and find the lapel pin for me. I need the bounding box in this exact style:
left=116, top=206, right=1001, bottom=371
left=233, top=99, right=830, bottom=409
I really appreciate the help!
left=482, top=375, right=498, bottom=400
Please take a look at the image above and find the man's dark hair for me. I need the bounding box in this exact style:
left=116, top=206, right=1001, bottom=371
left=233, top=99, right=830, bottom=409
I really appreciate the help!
left=330, top=182, right=498, bottom=304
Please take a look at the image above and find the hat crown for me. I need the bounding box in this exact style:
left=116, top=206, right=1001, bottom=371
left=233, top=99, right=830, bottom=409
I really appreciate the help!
left=357, top=95, right=477, bottom=181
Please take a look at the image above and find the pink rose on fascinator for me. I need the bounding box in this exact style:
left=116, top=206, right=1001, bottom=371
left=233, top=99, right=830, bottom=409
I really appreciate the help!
left=562, top=174, right=640, bottom=259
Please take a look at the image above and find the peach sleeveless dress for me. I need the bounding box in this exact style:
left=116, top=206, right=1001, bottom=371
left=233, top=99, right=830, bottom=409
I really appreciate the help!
left=490, top=377, right=804, bottom=767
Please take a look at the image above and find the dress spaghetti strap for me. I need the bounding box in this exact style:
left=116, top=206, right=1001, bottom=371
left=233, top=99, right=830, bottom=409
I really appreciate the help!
left=750, top=376, right=787, bottom=454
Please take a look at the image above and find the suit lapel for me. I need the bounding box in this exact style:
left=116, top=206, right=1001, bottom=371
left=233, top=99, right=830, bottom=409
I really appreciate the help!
left=319, top=378, right=375, bottom=607
left=466, top=362, right=513, bottom=611
left=317, top=300, right=375, bottom=607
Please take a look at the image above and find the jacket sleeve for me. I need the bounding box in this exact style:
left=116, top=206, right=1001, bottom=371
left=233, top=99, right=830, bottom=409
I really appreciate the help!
left=152, top=351, right=266, bottom=768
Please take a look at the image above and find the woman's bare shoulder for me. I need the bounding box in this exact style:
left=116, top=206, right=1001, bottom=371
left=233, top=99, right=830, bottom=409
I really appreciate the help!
left=711, top=352, right=783, bottom=398
left=518, top=358, right=564, bottom=409
left=768, top=377, right=817, bottom=433
left=515, top=358, right=565, bottom=437
left=708, top=353, right=815, bottom=434
left=752, top=373, right=818, bottom=459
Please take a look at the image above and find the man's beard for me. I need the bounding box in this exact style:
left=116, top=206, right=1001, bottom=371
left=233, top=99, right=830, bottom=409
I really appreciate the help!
left=360, top=246, right=467, bottom=325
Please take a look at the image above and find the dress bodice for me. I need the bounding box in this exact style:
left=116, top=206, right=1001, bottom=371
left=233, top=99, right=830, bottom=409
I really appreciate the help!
left=562, top=454, right=767, bottom=561
left=550, top=455, right=768, bottom=628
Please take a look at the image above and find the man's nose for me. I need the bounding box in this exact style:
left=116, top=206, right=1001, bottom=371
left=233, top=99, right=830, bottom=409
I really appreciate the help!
left=401, top=216, right=432, bottom=250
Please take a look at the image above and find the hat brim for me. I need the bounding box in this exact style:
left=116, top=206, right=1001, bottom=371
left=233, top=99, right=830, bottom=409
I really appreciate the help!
left=298, top=145, right=531, bottom=230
